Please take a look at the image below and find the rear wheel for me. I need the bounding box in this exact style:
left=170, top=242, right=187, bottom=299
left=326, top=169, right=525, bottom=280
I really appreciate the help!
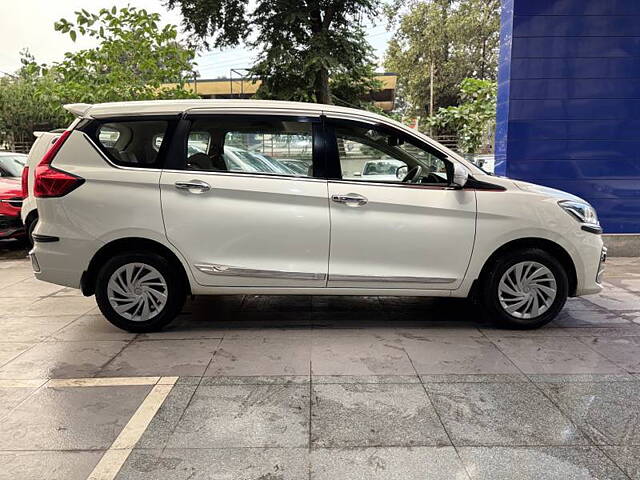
left=95, top=252, right=186, bottom=332
left=481, top=248, right=568, bottom=329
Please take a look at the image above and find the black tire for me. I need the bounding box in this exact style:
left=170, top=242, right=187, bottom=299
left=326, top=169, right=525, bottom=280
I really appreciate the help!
left=25, top=215, right=37, bottom=248
left=95, top=252, right=186, bottom=332
left=480, top=247, right=568, bottom=329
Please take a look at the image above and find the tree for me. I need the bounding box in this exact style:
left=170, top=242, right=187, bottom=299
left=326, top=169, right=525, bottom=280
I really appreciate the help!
left=0, top=7, right=197, bottom=149
left=384, top=0, right=500, bottom=117
left=426, top=77, right=496, bottom=153
left=167, top=0, right=381, bottom=105
left=53, top=7, right=197, bottom=102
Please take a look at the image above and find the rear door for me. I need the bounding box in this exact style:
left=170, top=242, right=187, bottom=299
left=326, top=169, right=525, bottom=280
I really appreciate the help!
left=160, top=113, right=330, bottom=288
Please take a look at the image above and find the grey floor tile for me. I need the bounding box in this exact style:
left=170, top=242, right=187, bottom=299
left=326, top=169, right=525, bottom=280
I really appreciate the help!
left=539, top=381, right=640, bottom=445
left=136, top=385, right=199, bottom=449
left=0, top=277, right=66, bottom=297
left=458, top=446, right=627, bottom=480
left=425, top=382, right=589, bottom=446
left=98, top=339, right=220, bottom=377
left=585, top=286, right=640, bottom=311
left=420, top=374, right=528, bottom=383
left=48, top=314, right=137, bottom=341
left=581, top=336, right=640, bottom=373
left=311, top=336, right=415, bottom=376
left=311, top=383, right=450, bottom=447
left=310, top=446, right=469, bottom=480
left=204, top=336, right=311, bottom=376
left=0, top=385, right=151, bottom=450
left=0, top=450, right=104, bottom=480
left=21, top=296, right=96, bottom=316
left=242, top=294, right=313, bottom=311
left=400, top=336, right=519, bottom=375
left=552, top=309, right=632, bottom=327
left=165, top=384, right=309, bottom=448
left=118, top=448, right=309, bottom=480
left=0, top=315, right=78, bottom=342
left=601, top=446, right=640, bottom=479
left=0, top=341, right=127, bottom=379
left=312, top=375, right=420, bottom=384
left=0, top=342, right=33, bottom=367
left=493, top=337, right=623, bottom=374
left=0, top=386, right=39, bottom=418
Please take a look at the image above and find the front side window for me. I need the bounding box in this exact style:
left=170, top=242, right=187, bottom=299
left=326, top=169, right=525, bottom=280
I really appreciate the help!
left=335, top=123, right=450, bottom=185
left=183, top=117, right=314, bottom=178
left=94, top=120, right=169, bottom=168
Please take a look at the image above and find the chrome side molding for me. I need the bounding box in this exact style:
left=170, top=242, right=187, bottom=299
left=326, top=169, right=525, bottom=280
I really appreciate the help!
left=194, top=263, right=327, bottom=281
left=329, top=274, right=456, bottom=285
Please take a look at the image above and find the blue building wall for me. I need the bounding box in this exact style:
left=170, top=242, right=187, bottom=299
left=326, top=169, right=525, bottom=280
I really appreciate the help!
left=496, top=0, right=640, bottom=234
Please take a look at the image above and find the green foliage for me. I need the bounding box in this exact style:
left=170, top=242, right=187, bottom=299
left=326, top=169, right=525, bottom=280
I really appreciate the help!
left=385, top=0, right=500, bottom=116
left=53, top=7, right=197, bottom=102
left=426, top=77, right=496, bottom=153
left=0, top=7, right=197, bottom=147
left=168, top=0, right=382, bottom=105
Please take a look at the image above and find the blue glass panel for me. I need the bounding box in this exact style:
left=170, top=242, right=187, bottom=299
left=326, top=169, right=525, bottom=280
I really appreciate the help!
left=513, top=37, right=640, bottom=58
left=511, top=58, right=640, bottom=79
left=514, top=15, right=640, bottom=37
left=508, top=140, right=640, bottom=162
left=515, top=0, right=640, bottom=16
left=509, top=120, right=640, bottom=140
left=509, top=99, right=640, bottom=120
left=510, top=79, right=640, bottom=100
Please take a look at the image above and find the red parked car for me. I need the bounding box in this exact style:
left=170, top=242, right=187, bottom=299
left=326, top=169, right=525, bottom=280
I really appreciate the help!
left=0, top=152, right=27, bottom=240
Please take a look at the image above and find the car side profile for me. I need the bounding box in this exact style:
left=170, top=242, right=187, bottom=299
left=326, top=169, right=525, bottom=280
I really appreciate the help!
left=29, top=100, right=606, bottom=332
left=0, top=152, right=27, bottom=241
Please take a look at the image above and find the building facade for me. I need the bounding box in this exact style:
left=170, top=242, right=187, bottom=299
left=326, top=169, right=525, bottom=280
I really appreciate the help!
left=496, top=0, right=640, bottom=234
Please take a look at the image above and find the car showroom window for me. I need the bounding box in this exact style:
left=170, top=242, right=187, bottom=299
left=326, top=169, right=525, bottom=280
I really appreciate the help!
left=183, top=117, right=314, bottom=177
left=94, top=120, right=169, bottom=168
left=335, top=123, right=449, bottom=185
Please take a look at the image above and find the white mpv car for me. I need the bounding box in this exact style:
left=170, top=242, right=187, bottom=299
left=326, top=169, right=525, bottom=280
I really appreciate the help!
left=28, top=100, right=606, bottom=332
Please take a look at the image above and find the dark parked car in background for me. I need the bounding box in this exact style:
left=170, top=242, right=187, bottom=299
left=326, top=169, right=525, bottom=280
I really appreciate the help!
left=0, top=152, right=26, bottom=240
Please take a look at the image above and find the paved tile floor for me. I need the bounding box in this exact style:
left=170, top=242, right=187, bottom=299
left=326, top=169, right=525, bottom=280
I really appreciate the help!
left=0, top=243, right=639, bottom=479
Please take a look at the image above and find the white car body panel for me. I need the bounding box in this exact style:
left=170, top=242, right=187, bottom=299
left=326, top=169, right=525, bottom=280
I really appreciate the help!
left=30, top=99, right=602, bottom=304
left=160, top=170, right=330, bottom=288
left=21, top=132, right=61, bottom=224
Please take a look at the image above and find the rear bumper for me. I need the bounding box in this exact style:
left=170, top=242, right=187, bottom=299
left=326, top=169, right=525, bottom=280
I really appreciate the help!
left=31, top=236, right=97, bottom=289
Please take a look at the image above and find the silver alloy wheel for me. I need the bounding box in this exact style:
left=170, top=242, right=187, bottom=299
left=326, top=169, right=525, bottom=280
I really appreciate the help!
left=107, top=262, right=168, bottom=322
left=498, top=261, right=557, bottom=319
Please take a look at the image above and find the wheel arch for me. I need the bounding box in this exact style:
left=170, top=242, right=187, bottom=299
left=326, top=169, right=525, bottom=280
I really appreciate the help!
left=474, top=237, right=578, bottom=298
left=81, top=237, right=191, bottom=296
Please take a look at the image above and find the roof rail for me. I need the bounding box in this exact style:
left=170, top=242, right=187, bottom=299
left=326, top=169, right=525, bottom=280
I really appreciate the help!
left=63, top=103, right=92, bottom=117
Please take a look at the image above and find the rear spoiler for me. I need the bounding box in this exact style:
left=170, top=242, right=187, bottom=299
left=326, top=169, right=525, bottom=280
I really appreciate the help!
left=63, top=103, right=92, bottom=117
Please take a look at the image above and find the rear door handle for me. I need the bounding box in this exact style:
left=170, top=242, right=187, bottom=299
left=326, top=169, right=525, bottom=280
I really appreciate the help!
left=331, top=193, right=368, bottom=207
left=174, top=180, right=211, bottom=193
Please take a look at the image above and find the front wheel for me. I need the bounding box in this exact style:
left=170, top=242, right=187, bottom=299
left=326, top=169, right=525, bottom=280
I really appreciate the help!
left=95, top=252, right=186, bottom=332
left=481, top=248, right=568, bottom=329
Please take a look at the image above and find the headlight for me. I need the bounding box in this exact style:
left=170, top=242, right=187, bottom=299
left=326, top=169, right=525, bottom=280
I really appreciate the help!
left=558, top=200, right=599, bottom=226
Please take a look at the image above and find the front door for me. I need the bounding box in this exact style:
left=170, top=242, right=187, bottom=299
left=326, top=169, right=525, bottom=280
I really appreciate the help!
left=161, top=114, right=330, bottom=288
left=325, top=119, right=476, bottom=290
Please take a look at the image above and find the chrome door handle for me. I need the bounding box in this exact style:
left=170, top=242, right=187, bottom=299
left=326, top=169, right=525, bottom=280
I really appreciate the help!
left=174, top=180, right=211, bottom=193
left=331, top=193, right=368, bottom=207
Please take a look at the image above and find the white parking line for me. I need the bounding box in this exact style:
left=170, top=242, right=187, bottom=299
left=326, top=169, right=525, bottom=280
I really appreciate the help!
left=47, top=377, right=161, bottom=388
left=87, top=376, right=178, bottom=480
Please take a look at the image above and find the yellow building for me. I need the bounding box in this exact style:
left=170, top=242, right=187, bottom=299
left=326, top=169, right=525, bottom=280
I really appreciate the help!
left=164, top=73, right=397, bottom=112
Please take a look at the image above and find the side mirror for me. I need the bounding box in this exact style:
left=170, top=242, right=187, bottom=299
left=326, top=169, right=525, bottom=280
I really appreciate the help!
left=396, top=165, right=408, bottom=180
left=451, top=163, right=469, bottom=188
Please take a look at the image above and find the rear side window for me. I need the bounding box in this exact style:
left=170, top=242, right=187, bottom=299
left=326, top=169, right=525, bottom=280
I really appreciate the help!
left=93, top=120, right=169, bottom=168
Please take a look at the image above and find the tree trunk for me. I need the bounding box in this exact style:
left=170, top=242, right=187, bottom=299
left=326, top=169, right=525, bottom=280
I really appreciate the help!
left=315, top=67, right=331, bottom=104
left=309, top=7, right=332, bottom=104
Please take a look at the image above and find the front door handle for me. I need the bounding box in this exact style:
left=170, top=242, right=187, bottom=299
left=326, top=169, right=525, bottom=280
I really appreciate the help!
left=331, top=193, right=368, bottom=207
left=174, top=180, right=211, bottom=193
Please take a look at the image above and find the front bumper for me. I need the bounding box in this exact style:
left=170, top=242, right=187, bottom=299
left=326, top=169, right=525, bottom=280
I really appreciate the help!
left=0, top=215, right=24, bottom=239
left=596, top=246, right=607, bottom=284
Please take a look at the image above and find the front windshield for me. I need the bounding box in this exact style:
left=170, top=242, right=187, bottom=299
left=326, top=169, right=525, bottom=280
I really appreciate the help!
left=0, top=155, right=26, bottom=177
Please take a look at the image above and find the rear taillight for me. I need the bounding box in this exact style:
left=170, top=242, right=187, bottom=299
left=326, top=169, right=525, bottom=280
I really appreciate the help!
left=34, top=130, right=84, bottom=198
left=21, top=166, right=29, bottom=198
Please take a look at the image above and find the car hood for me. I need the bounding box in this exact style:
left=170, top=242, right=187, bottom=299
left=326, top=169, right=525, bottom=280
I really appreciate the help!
left=0, top=177, right=22, bottom=198
left=510, top=179, right=588, bottom=203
